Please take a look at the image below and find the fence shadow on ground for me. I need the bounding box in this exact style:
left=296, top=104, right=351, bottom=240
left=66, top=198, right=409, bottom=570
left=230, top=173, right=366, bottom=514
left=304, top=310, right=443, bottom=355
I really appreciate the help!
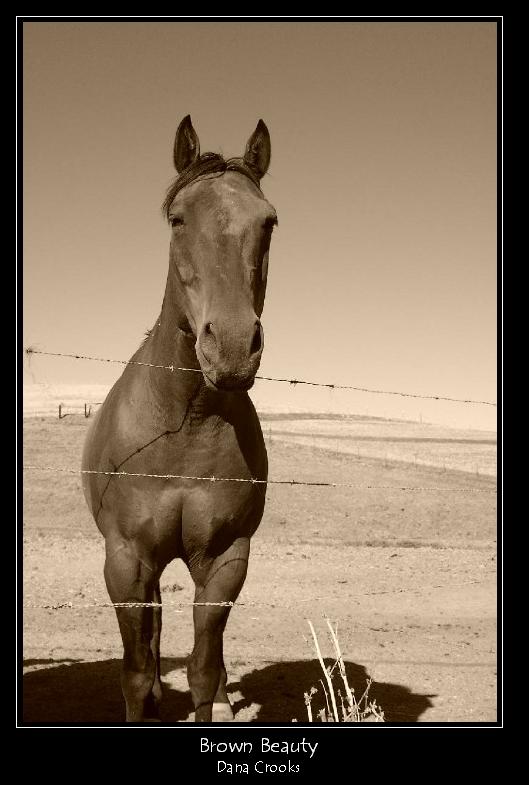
left=22, top=656, right=435, bottom=724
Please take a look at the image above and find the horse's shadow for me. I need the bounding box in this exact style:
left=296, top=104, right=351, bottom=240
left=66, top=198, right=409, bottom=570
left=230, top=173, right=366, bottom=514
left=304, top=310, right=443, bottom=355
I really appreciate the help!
left=231, top=658, right=435, bottom=723
left=22, top=657, right=435, bottom=724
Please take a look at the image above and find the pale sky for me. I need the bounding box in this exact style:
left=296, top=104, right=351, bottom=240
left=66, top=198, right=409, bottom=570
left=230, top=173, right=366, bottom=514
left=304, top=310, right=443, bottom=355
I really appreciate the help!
left=22, top=20, right=498, bottom=430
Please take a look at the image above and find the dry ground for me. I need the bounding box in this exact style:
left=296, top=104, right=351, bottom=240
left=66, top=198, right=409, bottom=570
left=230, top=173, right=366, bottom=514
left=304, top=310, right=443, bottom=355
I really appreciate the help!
left=22, top=415, right=497, bottom=724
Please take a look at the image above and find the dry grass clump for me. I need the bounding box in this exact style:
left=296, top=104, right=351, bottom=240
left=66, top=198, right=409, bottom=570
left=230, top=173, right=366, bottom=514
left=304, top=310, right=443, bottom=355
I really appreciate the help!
left=302, top=618, right=385, bottom=723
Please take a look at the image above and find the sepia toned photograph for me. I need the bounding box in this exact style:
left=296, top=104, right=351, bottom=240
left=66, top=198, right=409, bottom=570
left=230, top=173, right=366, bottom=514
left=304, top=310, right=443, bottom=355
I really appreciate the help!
left=20, top=17, right=499, bottom=731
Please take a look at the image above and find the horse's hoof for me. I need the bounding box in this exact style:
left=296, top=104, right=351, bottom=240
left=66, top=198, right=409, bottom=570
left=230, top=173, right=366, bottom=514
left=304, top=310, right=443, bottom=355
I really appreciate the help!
left=212, top=702, right=235, bottom=722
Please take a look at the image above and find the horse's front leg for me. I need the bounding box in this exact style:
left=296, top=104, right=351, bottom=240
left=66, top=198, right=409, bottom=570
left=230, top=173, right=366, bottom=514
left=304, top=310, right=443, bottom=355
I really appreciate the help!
left=187, top=536, right=250, bottom=723
left=104, top=538, right=161, bottom=723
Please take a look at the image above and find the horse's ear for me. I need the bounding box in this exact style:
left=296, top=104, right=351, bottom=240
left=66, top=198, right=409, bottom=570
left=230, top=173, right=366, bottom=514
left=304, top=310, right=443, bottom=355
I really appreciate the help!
left=243, top=119, right=271, bottom=179
left=173, top=115, right=200, bottom=172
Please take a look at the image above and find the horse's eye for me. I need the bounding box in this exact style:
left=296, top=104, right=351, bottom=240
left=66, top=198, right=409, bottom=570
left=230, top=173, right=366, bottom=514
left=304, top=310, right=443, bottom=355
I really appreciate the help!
left=170, top=216, right=184, bottom=227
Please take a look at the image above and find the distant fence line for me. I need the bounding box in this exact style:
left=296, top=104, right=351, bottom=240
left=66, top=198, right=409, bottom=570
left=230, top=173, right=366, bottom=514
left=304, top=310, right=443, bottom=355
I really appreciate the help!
left=55, top=403, right=101, bottom=419
left=24, top=348, right=497, bottom=407
left=56, top=402, right=104, bottom=419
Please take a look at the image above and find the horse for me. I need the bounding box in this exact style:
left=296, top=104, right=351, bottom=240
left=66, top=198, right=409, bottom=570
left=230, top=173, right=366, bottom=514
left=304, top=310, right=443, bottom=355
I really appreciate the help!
left=81, top=115, right=277, bottom=722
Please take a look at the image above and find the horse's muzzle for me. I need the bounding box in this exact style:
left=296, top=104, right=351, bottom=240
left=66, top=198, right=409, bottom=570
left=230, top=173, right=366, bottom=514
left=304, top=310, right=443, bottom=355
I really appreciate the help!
left=196, top=318, right=263, bottom=392
left=202, top=371, right=256, bottom=392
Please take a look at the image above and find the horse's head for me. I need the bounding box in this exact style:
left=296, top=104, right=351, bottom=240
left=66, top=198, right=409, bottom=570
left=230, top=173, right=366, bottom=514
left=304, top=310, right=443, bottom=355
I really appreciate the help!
left=163, top=115, right=277, bottom=392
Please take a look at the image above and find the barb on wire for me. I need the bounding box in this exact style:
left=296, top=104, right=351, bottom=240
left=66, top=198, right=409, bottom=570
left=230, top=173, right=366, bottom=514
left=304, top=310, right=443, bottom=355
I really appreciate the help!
left=24, top=347, right=497, bottom=407
left=22, top=465, right=497, bottom=494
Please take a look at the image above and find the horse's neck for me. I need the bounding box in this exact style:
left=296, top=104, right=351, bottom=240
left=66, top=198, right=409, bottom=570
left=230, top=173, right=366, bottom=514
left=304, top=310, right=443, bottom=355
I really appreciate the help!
left=134, top=315, right=198, bottom=415
left=132, top=281, right=225, bottom=427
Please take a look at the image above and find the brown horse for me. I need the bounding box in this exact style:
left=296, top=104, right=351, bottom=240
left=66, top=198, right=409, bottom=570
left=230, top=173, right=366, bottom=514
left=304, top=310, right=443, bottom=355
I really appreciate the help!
left=81, top=116, right=277, bottom=722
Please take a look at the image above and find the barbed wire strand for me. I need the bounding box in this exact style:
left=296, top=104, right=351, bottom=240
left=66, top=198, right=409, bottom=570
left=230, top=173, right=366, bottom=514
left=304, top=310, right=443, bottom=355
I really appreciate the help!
left=24, top=348, right=497, bottom=407
left=23, top=578, right=491, bottom=611
left=23, top=465, right=497, bottom=494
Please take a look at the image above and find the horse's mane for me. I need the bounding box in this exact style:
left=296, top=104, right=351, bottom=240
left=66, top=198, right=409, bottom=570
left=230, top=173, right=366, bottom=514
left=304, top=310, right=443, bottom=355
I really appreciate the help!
left=161, top=153, right=261, bottom=220
left=136, top=328, right=153, bottom=350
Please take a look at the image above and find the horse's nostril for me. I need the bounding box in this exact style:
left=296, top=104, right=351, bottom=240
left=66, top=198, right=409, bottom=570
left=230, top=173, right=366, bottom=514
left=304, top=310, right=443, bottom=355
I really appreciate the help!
left=251, top=322, right=262, bottom=356
left=205, top=322, right=213, bottom=336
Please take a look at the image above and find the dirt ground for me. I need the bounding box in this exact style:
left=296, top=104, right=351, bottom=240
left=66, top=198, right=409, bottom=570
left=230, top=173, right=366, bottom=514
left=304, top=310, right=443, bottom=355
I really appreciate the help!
left=22, top=415, right=497, bottom=724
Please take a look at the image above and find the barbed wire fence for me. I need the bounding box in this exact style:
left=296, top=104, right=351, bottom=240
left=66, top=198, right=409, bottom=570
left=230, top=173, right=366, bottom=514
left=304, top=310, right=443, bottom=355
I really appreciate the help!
left=23, top=578, right=492, bottom=612
left=25, top=348, right=497, bottom=406
left=22, top=346, right=497, bottom=614
left=22, top=465, right=496, bottom=493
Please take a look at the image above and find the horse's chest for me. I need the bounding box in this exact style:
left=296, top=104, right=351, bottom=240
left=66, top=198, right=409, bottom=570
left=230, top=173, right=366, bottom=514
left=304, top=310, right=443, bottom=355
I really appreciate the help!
left=149, top=417, right=263, bottom=525
left=96, top=408, right=266, bottom=554
left=172, top=421, right=265, bottom=530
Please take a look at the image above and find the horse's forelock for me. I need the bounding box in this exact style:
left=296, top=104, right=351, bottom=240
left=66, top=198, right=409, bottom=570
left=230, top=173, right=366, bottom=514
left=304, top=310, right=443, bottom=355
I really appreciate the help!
left=162, top=154, right=262, bottom=220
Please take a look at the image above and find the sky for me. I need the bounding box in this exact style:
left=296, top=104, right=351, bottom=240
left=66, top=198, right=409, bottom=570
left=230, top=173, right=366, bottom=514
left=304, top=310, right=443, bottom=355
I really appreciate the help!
left=22, top=20, right=498, bottom=430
